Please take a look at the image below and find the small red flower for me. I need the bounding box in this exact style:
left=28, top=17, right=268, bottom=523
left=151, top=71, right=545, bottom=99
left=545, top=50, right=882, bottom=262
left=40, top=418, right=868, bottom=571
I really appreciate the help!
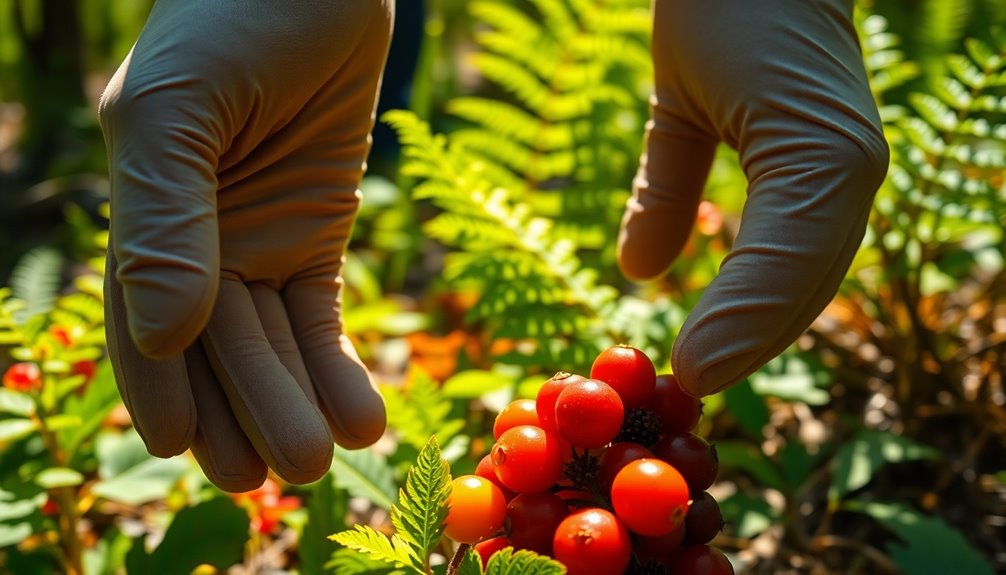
left=49, top=325, right=74, bottom=347
left=3, top=363, right=42, bottom=392
left=230, top=478, right=301, bottom=534
left=70, top=360, right=97, bottom=383
left=41, top=497, right=59, bottom=517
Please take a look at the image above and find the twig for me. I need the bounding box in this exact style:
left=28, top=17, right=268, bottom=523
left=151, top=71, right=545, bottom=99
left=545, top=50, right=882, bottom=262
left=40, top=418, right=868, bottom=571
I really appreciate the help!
left=447, top=542, right=471, bottom=575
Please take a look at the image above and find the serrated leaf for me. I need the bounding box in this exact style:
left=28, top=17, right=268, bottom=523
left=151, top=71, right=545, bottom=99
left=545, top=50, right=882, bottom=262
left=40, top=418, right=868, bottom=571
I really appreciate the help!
left=484, top=547, right=566, bottom=575
left=325, top=547, right=403, bottom=575
left=829, top=429, right=940, bottom=502
left=844, top=501, right=994, bottom=575
left=391, top=437, right=451, bottom=563
left=329, top=525, right=422, bottom=573
left=382, top=369, right=463, bottom=451
left=457, top=547, right=485, bottom=575
left=330, top=445, right=397, bottom=510
left=9, top=247, right=63, bottom=324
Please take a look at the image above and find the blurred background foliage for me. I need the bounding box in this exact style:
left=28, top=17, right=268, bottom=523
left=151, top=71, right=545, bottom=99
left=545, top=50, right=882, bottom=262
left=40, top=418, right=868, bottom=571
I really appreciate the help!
left=1, top=0, right=1005, bottom=574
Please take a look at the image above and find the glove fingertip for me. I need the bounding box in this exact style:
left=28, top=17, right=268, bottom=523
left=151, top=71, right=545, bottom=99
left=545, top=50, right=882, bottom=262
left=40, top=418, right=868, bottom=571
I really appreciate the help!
left=122, top=268, right=219, bottom=359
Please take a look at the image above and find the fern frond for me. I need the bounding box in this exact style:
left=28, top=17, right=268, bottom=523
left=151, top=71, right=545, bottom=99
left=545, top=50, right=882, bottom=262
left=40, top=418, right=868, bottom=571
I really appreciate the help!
left=328, top=526, right=420, bottom=574
left=10, top=247, right=63, bottom=324
left=390, top=437, right=451, bottom=562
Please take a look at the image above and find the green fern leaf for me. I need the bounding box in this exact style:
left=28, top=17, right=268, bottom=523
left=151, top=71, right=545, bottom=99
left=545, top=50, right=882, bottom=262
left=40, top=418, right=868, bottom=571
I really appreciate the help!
left=10, top=247, right=63, bottom=324
left=456, top=548, right=484, bottom=575
left=484, top=547, right=566, bottom=575
left=325, top=547, right=403, bottom=575
left=382, top=368, right=464, bottom=451
left=328, top=526, right=420, bottom=574
left=389, top=437, right=451, bottom=563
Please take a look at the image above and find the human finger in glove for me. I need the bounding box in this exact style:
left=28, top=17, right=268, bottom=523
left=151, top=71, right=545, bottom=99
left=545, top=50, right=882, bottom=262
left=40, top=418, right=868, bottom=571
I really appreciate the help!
left=619, top=0, right=890, bottom=397
left=99, top=0, right=394, bottom=492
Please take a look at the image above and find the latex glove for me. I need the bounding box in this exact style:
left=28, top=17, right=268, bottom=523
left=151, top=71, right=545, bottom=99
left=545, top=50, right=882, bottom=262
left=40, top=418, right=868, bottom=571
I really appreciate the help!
left=619, top=0, right=889, bottom=397
left=99, top=0, right=394, bottom=491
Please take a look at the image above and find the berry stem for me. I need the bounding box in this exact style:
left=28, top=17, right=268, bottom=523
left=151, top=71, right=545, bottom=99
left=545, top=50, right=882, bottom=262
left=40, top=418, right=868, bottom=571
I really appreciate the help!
left=446, top=542, right=471, bottom=575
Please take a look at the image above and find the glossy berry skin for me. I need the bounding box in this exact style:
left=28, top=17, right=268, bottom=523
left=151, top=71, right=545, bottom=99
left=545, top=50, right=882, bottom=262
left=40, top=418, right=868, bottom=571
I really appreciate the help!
left=473, top=536, right=511, bottom=568
left=610, top=459, right=690, bottom=536
left=636, top=524, right=686, bottom=561
left=444, top=475, right=507, bottom=544
left=552, top=508, right=632, bottom=575
left=474, top=454, right=515, bottom=501
left=652, top=432, right=719, bottom=493
left=589, top=345, right=656, bottom=409
left=668, top=545, right=735, bottom=574
left=536, top=372, right=587, bottom=435
left=596, top=442, right=653, bottom=492
left=505, top=492, right=569, bottom=555
left=645, top=373, right=702, bottom=434
left=683, top=491, right=724, bottom=545
left=493, top=399, right=540, bottom=440
left=491, top=425, right=564, bottom=494
left=554, top=379, right=624, bottom=449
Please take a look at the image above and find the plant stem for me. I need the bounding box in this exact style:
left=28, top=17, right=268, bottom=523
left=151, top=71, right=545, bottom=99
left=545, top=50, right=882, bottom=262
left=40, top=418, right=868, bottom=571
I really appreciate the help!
left=33, top=409, right=83, bottom=575
left=446, top=542, right=471, bottom=575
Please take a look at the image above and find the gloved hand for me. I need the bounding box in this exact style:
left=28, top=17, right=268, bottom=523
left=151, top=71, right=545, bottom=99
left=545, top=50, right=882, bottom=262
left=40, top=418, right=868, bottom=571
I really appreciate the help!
left=98, top=0, right=394, bottom=492
left=619, top=0, right=889, bottom=397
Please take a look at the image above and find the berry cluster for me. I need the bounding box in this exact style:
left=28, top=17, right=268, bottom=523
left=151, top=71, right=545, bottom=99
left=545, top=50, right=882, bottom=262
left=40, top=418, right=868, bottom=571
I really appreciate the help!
left=444, top=345, right=732, bottom=575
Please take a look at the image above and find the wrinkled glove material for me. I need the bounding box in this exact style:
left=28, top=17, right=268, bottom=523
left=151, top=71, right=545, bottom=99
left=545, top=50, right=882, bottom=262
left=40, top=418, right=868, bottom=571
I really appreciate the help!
left=100, top=0, right=395, bottom=491
left=618, top=0, right=889, bottom=397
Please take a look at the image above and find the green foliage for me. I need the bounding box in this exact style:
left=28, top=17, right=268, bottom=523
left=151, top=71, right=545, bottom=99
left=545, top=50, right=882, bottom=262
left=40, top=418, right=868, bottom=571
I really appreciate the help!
left=330, top=437, right=564, bottom=575
left=8, top=247, right=63, bottom=324
left=125, top=497, right=250, bottom=575
left=383, top=0, right=679, bottom=373
left=386, top=110, right=678, bottom=371
left=382, top=366, right=467, bottom=456
left=828, top=429, right=940, bottom=502
left=330, top=437, right=448, bottom=574
left=477, top=547, right=566, bottom=575
left=330, top=444, right=398, bottom=511
left=845, top=501, right=995, bottom=575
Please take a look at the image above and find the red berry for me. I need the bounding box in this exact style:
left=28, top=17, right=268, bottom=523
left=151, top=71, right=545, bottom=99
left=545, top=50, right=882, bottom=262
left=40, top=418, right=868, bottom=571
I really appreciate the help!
left=474, top=454, right=515, bottom=501
left=473, top=536, right=511, bottom=567
left=552, top=508, right=632, bottom=575
left=491, top=426, right=564, bottom=494
left=536, top=372, right=586, bottom=435
left=505, top=492, right=569, bottom=555
left=590, top=345, right=656, bottom=409
left=646, top=373, right=702, bottom=434
left=683, top=491, right=724, bottom=545
left=636, top=523, right=686, bottom=562
left=652, top=433, right=719, bottom=493
left=554, top=379, right=624, bottom=449
left=596, top=442, right=653, bottom=492
left=668, top=545, right=735, bottom=574
left=493, top=399, right=540, bottom=440
left=444, top=475, right=507, bottom=544
left=610, top=459, right=690, bottom=536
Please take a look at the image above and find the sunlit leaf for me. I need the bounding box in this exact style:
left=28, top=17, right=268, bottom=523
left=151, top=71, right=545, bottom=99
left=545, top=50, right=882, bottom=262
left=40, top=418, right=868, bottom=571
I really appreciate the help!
left=829, top=429, right=939, bottom=502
